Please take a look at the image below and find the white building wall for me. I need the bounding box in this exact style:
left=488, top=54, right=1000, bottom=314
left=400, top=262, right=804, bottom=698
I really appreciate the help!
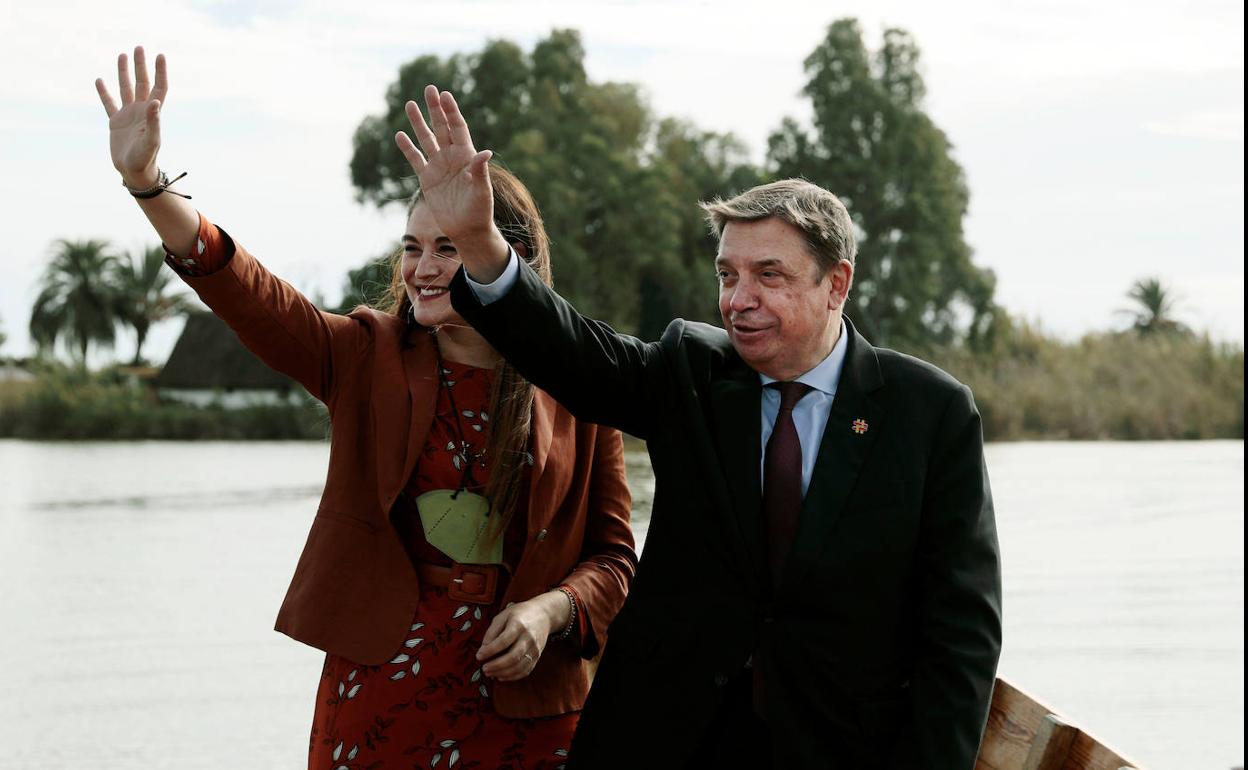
left=158, top=389, right=302, bottom=409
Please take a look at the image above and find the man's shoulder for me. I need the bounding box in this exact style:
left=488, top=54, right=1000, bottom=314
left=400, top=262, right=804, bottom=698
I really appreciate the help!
left=658, top=319, right=740, bottom=374
left=660, top=318, right=730, bottom=350
left=872, top=344, right=970, bottom=399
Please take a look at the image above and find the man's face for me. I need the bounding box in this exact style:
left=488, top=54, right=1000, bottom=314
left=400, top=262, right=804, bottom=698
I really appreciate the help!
left=716, top=217, right=847, bottom=380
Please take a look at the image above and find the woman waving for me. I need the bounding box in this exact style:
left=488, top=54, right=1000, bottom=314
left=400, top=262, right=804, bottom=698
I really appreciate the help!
left=96, top=47, right=636, bottom=769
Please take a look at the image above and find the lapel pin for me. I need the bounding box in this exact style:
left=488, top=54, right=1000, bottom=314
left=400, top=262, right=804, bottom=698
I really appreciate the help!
left=851, top=418, right=869, bottom=435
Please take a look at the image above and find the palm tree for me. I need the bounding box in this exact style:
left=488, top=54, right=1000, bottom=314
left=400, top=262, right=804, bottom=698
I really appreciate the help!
left=111, top=245, right=189, bottom=365
left=29, top=239, right=119, bottom=363
left=1122, top=277, right=1189, bottom=336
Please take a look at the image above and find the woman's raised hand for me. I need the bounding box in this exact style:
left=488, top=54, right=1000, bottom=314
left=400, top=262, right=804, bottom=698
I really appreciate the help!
left=95, top=47, right=167, bottom=188
left=395, top=86, right=502, bottom=254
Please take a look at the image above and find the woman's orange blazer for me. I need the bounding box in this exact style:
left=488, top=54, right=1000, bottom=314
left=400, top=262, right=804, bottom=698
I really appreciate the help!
left=178, top=225, right=636, bottom=718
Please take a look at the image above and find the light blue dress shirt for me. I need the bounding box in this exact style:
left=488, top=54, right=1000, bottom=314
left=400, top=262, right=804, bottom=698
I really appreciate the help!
left=466, top=251, right=849, bottom=496
left=758, top=326, right=847, bottom=496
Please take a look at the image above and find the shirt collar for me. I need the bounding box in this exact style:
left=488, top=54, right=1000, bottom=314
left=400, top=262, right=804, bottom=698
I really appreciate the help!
left=758, top=320, right=848, bottom=398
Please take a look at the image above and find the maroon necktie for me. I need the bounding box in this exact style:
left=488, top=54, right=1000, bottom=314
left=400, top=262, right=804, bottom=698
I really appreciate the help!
left=754, top=381, right=811, bottom=717
left=763, top=381, right=811, bottom=585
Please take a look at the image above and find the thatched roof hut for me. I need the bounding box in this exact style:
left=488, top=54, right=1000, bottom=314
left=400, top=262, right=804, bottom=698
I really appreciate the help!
left=157, top=312, right=299, bottom=407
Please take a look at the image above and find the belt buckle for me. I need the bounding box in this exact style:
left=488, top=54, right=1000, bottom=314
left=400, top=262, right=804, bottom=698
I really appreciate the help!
left=448, top=563, right=498, bottom=605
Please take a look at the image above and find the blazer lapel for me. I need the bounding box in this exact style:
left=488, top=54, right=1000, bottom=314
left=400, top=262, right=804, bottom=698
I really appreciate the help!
left=373, top=328, right=438, bottom=512
left=781, top=319, right=885, bottom=593
left=525, top=389, right=559, bottom=535
left=709, top=357, right=768, bottom=588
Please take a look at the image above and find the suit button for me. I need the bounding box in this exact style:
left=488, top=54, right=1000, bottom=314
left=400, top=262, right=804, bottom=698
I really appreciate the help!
left=713, top=673, right=729, bottom=687
left=536, top=529, right=548, bottom=542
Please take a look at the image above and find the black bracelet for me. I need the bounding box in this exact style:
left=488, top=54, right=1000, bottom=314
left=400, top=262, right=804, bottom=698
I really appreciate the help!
left=123, top=169, right=192, bottom=200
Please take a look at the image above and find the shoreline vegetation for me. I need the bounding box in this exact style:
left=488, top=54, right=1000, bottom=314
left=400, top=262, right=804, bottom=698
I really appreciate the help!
left=0, top=363, right=328, bottom=441
left=1, top=324, right=1240, bottom=442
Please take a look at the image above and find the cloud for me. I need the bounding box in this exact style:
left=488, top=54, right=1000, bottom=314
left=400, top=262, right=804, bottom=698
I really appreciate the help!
left=1145, top=111, right=1244, bottom=142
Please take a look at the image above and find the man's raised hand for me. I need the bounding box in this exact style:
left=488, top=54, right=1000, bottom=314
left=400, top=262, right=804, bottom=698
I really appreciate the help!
left=396, top=86, right=510, bottom=279
left=95, top=47, right=167, bottom=189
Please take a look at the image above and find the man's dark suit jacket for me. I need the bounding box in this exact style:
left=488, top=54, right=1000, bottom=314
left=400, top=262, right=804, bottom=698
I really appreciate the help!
left=451, top=260, right=1003, bottom=770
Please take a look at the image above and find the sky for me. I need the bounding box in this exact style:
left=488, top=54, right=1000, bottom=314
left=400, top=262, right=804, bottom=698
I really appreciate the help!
left=0, top=0, right=1242, bottom=364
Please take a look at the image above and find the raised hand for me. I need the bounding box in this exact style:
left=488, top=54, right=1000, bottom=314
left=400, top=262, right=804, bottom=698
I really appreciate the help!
left=95, top=47, right=167, bottom=188
left=395, top=86, right=503, bottom=256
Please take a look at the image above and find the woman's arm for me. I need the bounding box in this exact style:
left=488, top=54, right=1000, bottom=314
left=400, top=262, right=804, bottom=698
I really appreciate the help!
left=554, top=427, right=636, bottom=658
left=475, top=426, right=637, bottom=680
left=94, top=47, right=369, bottom=404
left=96, top=48, right=198, bottom=258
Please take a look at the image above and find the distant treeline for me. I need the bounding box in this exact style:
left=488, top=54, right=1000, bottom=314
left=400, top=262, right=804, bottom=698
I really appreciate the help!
left=1, top=326, right=1240, bottom=442
left=931, top=325, right=1244, bottom=441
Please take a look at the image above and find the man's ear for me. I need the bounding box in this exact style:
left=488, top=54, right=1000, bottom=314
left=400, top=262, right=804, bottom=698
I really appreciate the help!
left=827, top=260, right=854, bottom=310
left=510, top=240, right=530, bottom=260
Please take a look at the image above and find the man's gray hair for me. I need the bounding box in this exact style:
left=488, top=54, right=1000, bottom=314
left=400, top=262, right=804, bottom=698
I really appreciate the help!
left=700, top=179, right=857, bottom=276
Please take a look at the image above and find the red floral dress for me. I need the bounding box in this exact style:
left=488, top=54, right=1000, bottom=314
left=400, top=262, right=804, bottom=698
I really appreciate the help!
left=307, top=359, right=578, bottom=770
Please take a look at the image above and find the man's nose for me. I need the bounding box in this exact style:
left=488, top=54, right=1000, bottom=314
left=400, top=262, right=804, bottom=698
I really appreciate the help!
left=729, top=282, right=759, bottom=312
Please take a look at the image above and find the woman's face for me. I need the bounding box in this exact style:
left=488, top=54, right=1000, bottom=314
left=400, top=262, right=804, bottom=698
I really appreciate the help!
left=402, top=203, right=467, bottom=328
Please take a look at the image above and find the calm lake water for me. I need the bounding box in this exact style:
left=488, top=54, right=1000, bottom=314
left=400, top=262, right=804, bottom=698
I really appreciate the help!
left=0, top=439, right=1242, bottom=769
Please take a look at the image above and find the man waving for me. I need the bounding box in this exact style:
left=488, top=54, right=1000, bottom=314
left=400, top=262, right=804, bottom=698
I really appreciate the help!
left=397, top=85, right=1002, bottom=770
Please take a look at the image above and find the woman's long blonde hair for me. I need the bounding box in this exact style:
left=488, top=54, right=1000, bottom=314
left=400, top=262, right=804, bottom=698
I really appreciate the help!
left=377, top=165, right=553, bottom=541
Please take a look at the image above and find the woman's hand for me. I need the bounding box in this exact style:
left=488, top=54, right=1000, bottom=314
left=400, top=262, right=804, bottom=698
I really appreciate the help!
left=475, top=590, right=572, bottom=682
left=95, top=47, right=167, bottom=188
left=394, top=86, right=510, bottom=281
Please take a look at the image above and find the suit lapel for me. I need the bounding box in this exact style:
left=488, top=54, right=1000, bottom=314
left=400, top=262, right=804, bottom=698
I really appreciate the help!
left=709, top=357, right=768, bottom=587
left=781, top=319, right=885, bottom=593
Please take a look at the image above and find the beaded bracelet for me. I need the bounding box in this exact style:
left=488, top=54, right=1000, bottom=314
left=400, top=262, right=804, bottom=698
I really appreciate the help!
left=550, top=586, right=578, bottom=641
left=123, top=169, right=192, bottom=200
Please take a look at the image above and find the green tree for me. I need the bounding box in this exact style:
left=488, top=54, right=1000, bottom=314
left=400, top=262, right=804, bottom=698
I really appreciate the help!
left=347, top=30, right=759, bottom=339
left=642, top=119, right=764, bottom=334
left=334, top=249, right=397, bottom=314
left=1122, top=277, right=1189, bottom=337
left=0, top=313, right=8, bottom=354
left=30, top=239, right=118, bottom=364
left=110, top=245, right=190, bottom=365
left=767, top=19, right=999, bottom=351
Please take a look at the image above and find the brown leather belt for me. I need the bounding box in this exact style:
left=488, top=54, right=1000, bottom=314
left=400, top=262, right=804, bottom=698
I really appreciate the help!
left=415, top=561, right=500, bottom=605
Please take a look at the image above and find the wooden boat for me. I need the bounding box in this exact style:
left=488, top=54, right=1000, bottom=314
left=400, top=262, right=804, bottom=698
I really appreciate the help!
left=977, top=678, right=1146, bottom=770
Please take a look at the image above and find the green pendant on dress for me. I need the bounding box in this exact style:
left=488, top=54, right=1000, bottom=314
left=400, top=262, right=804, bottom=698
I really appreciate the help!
left=416, top=488, right=503, bottom=565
